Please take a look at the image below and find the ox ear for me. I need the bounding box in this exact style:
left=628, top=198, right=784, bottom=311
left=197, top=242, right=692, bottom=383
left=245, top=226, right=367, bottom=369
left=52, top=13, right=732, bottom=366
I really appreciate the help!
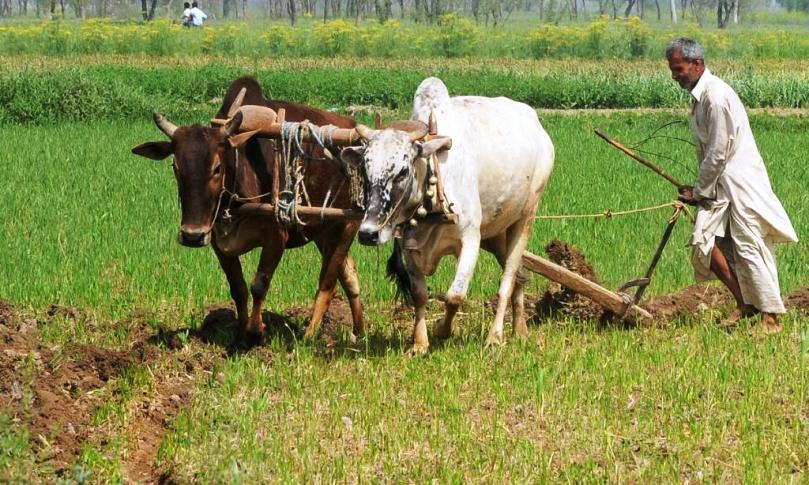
left=415, top=136, right=452, bottom=159
left=228, top=129, right=260, bottom=149
left=340, top=146, right=365, bottom=168
left=132, top=141, right=173, bottom=161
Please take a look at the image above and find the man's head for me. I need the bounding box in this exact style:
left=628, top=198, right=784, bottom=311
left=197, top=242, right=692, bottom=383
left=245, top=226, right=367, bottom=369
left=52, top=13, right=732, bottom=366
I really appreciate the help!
left=666, top=38, right=705, bottom=91
left=191, top=1, right=198, bottom=7
left=183, top=2, right=190, bottom=8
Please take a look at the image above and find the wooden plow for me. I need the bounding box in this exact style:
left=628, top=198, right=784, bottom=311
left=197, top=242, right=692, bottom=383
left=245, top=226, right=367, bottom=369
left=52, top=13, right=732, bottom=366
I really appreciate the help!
left=517, top=128, right=691, bottom=325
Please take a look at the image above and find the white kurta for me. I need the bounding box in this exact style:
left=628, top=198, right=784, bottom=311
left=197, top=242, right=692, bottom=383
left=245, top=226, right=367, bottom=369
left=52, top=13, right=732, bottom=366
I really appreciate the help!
left=688, top=69, right=798, bottom=313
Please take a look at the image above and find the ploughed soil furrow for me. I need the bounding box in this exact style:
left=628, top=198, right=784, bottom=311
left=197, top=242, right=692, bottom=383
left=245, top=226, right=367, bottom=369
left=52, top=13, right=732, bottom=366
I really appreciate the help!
left=0, top=300, right=203, bottom=481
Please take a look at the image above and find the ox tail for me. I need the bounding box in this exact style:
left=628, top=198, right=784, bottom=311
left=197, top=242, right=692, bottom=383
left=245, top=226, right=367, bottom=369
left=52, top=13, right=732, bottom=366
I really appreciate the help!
left=386, top=240, right=413, bottom=307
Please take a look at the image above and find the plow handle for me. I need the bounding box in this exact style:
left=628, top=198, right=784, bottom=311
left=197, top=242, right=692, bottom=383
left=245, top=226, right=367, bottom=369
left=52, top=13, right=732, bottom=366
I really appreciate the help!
left=595, top=129, right=686, bottom=190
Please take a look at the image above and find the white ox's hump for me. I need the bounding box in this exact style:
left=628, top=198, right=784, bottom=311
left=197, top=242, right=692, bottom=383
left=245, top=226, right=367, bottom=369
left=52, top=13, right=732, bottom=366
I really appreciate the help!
left=412, top=77, right=451, bottom=122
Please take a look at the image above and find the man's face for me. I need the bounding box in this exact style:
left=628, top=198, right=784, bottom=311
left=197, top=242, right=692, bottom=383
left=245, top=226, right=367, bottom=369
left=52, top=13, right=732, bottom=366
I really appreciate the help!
left=667, top=49, right=704, bottom=91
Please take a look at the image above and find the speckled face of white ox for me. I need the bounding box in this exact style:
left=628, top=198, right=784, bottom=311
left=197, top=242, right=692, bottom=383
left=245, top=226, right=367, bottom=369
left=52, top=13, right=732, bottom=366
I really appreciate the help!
left=342, top=130, right=422, bottom=246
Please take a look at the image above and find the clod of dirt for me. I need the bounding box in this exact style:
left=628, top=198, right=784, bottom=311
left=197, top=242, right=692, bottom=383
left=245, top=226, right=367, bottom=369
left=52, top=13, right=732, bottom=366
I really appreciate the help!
left=534, top=240, right=605, bottom=322
left=641, top=283, right=732, bottom=322
left=785, top=287, right=809, bottom=314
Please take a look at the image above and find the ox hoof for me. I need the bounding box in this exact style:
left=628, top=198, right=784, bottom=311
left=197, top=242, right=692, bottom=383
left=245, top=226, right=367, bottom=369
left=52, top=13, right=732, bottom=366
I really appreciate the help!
left=302, top=325, right=321, bottom=341
left=484, top=331, right=504, bottom=348
left=433, top=323, right=452, bottom=340
left=242, top=330, right=266, bottom=348
left=406, top=343, right=429, bottom=358
left=513, top=323, right=529, bottom=340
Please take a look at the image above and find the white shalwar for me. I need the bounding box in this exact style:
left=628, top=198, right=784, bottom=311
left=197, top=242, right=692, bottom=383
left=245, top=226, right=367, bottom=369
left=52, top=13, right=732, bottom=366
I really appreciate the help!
left=688, top=69, right=798, bottom=313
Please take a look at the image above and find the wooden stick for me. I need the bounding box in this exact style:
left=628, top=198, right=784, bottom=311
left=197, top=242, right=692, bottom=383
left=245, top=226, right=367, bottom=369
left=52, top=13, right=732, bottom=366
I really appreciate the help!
left=595, top=129, right=685, bottom=189
left=521, top=251, right=653, bottom=323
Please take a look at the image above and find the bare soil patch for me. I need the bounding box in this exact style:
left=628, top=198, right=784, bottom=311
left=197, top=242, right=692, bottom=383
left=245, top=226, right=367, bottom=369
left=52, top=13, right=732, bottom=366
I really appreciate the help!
left=0, top=301, right=204, bottom=481
left=533, top=240, right=606, bottom=322
left=784, top=287, right=809, bottom=314
left=641, top=283, right=733, bottom=322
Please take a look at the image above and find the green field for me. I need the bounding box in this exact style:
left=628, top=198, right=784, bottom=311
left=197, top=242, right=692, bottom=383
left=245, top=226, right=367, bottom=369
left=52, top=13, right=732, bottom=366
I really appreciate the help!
left=1, top=63, right=808, bottom=481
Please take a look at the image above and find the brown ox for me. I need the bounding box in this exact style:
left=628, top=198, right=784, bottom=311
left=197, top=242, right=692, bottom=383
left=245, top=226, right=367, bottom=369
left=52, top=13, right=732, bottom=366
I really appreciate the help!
left=131, top=76, right=363, bottom=345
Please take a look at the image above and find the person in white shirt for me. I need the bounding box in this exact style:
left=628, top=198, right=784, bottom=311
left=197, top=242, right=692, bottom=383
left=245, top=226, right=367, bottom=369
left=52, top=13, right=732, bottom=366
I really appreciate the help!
left=181, top=2, right=192, bottom=26
left=666, top=37, right=798, bottom=334
left=189, top=2, right=207, bottom=26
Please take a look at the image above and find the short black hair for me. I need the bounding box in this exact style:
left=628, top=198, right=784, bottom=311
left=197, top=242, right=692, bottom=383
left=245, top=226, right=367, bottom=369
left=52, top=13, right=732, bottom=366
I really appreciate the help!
left=183, top=2, right=190, bottom=7
left=191, top=1, right=198, bottom=6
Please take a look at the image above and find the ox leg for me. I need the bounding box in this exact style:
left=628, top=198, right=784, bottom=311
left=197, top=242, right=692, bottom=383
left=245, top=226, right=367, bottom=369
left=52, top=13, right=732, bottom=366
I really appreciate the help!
left=338, top=254, right=365, bottom=338
left=212, top=245, right=249, bottom=337
left=304, top=226, right=356, bottom=340
left=246, top=243, right=285, bottom=345
left=434, top=234, right=481, bottom=342
left=483, top=236, right=530, bottom=339
left=485, top=214, right=535, bottom=346
left=404, top=252, right=430, bottom=357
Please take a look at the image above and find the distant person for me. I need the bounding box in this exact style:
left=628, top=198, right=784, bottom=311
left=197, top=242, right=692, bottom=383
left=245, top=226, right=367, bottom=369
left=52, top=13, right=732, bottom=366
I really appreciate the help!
left=189, top=2, right=207, bottom=27
left=181, top=2, right=192, bottom=27
left=665, top=37, right=797, bottom=334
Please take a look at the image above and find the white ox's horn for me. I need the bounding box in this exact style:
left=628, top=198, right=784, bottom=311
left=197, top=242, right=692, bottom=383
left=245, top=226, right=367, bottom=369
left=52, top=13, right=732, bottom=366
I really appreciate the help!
left=428, top=111, right=437, bottom=135
left=153, top=111, right=177, bottom=138
left=227, top=88, right=247, bottom=118
left=355, top=124, right=378, bottom=140
left=408, top=122, right=428, bottom=142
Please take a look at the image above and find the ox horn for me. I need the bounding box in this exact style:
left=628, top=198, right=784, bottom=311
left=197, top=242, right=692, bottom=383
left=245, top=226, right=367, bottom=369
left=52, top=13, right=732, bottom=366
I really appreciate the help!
left=223, top=110, right=244, bottom=137
left=227, top=87, right=247, bottom=119
left=428, top=111, right=437, bottom=135
left=355, top=124, right=378, bottom=140
left=153, top=111, right=177, bottom=139
left=408, top=122, right=428, bottom=142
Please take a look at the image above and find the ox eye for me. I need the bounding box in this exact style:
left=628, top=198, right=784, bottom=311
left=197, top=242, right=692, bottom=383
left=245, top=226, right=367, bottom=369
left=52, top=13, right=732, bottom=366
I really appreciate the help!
left=393, top=167, right=409, bottom=182
left=212, top=164, right=222, bottom=176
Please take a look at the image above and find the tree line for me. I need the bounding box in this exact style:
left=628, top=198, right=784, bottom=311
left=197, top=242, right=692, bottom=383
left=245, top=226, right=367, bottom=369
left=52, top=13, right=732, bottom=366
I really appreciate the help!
left=0, top=0, right=798, bottom=30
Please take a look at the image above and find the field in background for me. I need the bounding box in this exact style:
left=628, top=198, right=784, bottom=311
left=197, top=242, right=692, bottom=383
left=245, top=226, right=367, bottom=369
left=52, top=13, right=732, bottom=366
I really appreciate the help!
left=0, top=55, right=807, bottom=481
left=3, top=15, right=809, bottom=59
left=3, top=57, right=809, bottom=125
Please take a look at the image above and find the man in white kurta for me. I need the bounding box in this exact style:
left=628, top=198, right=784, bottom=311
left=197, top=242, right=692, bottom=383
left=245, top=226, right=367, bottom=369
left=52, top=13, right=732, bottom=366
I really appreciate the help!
left=666, top=38, right=797, bottom=333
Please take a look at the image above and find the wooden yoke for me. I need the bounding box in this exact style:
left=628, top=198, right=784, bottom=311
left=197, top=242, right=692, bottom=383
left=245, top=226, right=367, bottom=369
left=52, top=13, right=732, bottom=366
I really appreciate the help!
left=218, top=105, right=363, bottom=147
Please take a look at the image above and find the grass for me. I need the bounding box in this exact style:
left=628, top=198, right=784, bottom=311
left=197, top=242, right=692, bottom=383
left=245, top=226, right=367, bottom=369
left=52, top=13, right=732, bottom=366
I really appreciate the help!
left=4, top=57, right=809, bottom=124
left=156, top=317, right=808, bottom=482
left=0, top=111, right=806, bottom=481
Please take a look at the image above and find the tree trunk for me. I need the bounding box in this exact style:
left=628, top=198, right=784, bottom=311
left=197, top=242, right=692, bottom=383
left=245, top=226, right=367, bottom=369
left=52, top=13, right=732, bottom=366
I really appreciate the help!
left=287, top=0, right=296, bottom=23
left=141, top=0, right=148, bottom=19
left=623, top=0, right=635, bottom=16
left=690, top=0, right=701, bottom=26
left=669, top=0, right=676, bottom=22
left=732, top=0, right=738, bottom=23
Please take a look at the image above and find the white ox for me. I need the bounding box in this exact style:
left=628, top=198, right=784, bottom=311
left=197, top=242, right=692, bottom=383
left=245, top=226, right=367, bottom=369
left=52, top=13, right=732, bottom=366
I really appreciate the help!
left=341, top=77, right=555, bottom=354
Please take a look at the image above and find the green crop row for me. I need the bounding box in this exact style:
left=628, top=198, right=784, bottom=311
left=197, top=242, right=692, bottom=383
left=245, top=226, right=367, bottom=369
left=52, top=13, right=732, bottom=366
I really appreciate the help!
left=3, top=60, right=809, bottom=124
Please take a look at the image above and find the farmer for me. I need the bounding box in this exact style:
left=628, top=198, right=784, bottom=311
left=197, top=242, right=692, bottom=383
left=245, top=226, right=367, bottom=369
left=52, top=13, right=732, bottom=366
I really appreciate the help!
left=666, top=37, right=797, bottom=334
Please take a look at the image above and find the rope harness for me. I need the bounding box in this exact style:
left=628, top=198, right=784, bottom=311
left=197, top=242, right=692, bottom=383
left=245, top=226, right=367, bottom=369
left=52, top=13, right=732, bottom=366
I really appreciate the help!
left=536, top=200, right=693, bottom=223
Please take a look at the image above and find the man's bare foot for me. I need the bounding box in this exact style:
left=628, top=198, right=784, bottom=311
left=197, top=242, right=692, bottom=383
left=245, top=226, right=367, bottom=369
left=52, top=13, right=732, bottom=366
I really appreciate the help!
left=757, top=313, right=782, bottom=335
left=717, top=304, right=759, bottom=328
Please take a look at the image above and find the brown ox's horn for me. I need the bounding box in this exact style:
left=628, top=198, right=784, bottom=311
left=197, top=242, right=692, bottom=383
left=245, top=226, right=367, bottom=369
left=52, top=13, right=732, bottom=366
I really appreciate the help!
left=355, top=124, right=378, bottom=140
left=227, top=87, right=247, bottom=118
left=223, top=110, right=244, bottom=137
left=153, top=111, right=177, bottom=138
